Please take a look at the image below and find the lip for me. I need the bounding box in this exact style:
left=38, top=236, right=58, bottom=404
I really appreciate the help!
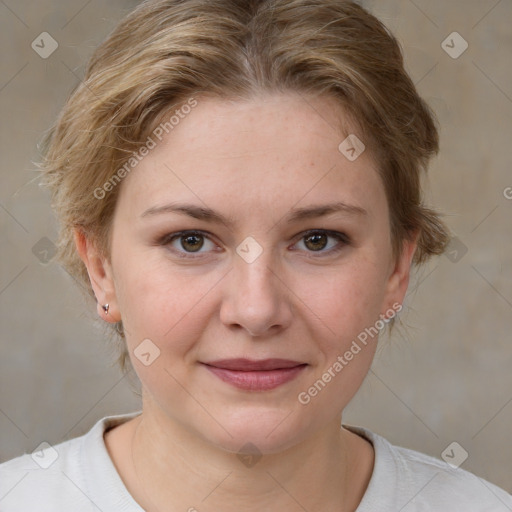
left=204, top=358, right=304, bottom=371
left=202, top=358, right=307, bottom=391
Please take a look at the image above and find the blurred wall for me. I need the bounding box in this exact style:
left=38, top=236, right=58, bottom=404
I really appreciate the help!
left=1, top=0, right=511, bottom=492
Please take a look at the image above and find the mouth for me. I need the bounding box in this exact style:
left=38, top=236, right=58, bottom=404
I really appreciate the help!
left=204, top=358, right=305, bottom=371
left=201, top=358, right=308, bottom=391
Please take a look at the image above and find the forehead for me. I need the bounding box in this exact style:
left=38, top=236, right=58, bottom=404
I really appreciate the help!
left=116, top=93, right=386, bottom=222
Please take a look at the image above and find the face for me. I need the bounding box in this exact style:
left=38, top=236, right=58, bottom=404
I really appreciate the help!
left=79, top=93, right=416, bottom=454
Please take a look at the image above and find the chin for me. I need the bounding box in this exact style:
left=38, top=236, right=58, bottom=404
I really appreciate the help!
left=194, top=405, right=315, bottom=456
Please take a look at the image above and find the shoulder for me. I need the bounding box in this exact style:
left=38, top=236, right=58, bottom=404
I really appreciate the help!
left=0, top=432, right=86, bottom=511
left=0, top=411, right=142, bottom=512
left=343, top=424, right=512, bottom=512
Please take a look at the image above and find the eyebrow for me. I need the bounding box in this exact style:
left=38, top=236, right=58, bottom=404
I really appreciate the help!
left=140, top=201, right=367, bottom=228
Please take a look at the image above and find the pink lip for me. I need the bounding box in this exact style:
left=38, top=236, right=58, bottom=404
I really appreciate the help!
left=202, top=358, right=307, bottom=391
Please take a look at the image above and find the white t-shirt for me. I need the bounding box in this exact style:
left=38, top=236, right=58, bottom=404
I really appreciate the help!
left=1, top=411, right=511, bottom=511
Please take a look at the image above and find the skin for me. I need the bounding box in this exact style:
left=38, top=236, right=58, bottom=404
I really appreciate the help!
left=75, top=92, right=418, bottom=512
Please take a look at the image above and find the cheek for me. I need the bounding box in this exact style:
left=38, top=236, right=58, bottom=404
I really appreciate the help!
left=115, top=252, right=219, bottom=348
left=294, top=259, right=388, bottom=346
left=295, top=266, right=385, bottom=411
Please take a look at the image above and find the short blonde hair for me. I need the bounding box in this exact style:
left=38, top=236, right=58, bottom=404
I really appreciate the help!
left=37, top=0, right=451, bottom=372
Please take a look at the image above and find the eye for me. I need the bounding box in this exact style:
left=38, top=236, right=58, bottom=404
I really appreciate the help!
left=157, top=229, right=350, bottom=260
left=159, top=230, right=218, bottom=258
left=292, top=230, right=350, bottom=256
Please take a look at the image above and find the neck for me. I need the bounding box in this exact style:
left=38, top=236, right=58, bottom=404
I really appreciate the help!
left=124, top=402, right=373, bottom=512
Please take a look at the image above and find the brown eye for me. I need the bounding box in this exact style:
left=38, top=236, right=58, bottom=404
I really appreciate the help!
left=158, top=230, right=217, bottom=258
left=304, top=232, right=328, bottom=251
left=294, top=230, right=350, bottom=257
left=180, top=233, right=204, bottom=252
left=158, top=229, right=349, bottom=260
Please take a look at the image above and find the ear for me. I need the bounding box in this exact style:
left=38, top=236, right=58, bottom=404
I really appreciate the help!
left=381, top=230, right=419, bottom=318
left=73, top=228, right=120, bottom=323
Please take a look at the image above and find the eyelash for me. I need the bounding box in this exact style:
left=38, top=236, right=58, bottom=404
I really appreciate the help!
left=156, top=229, right=351, bottom=260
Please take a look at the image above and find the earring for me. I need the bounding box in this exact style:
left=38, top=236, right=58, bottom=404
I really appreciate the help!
left=101, top=303, right=109, bottom=315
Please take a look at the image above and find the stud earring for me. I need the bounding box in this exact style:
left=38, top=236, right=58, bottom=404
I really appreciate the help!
left=101, top=303, right=109, bottom=315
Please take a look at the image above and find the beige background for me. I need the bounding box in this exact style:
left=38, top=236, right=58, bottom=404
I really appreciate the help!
left=1, top=0, right=511, bottom=494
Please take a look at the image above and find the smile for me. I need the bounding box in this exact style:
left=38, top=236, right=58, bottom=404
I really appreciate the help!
left=201, top=358, right=308, bottom=391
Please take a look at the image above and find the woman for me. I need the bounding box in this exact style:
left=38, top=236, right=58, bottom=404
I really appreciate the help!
left=1, top=0, right=511, bottom=510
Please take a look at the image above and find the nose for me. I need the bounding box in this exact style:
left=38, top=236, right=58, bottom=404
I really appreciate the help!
left=219, top=249, right=293, bottom=338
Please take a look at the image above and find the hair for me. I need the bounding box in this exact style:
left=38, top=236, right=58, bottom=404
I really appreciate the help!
left=37, top=0, right=451, bottom=373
